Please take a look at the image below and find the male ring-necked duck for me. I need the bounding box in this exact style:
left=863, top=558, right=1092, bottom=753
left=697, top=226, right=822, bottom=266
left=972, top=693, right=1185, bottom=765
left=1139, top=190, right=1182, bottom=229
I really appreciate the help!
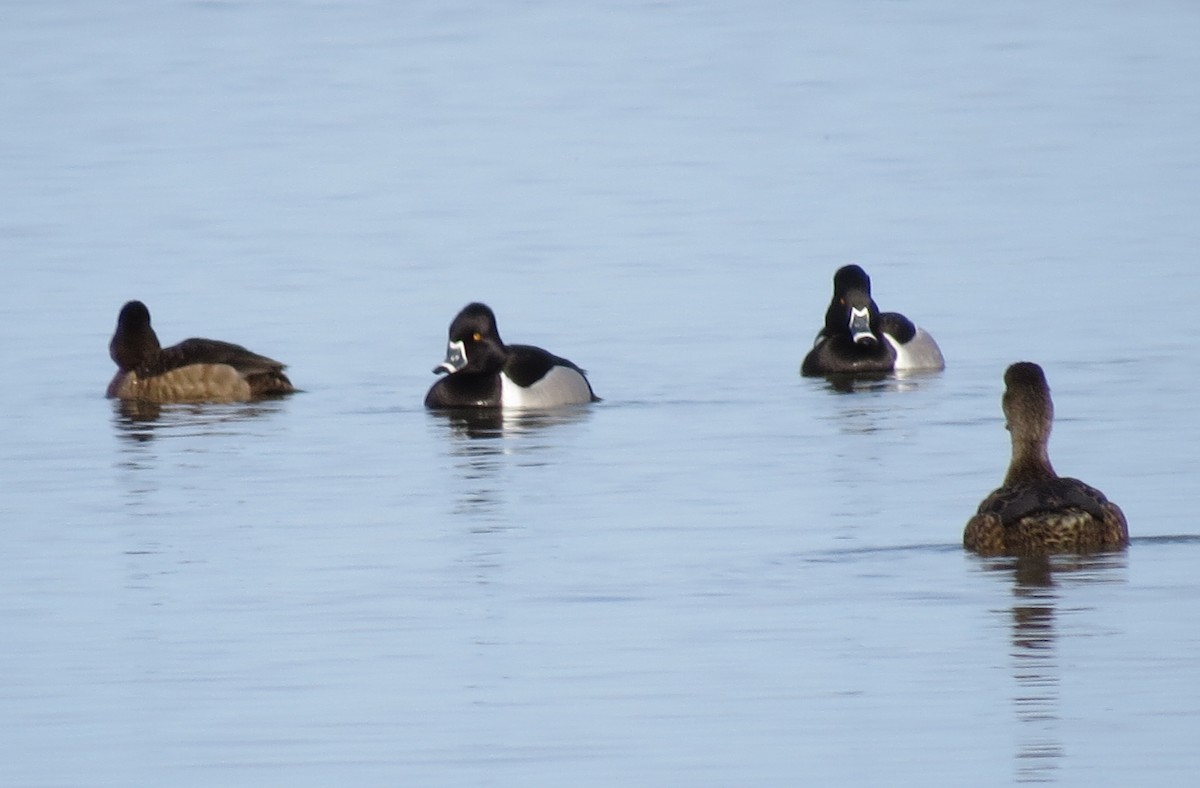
left=801, top=264, right=945, bottom=376
left=424, top=302, right=598, bottom=409
left=963, top=362, right=1129, bottom=556
left=106, top=300, right=295, bottom=403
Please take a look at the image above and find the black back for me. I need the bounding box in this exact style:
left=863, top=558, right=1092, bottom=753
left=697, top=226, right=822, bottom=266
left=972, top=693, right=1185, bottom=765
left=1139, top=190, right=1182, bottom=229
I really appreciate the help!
left=877, top=312, right=916, bottom=343
left=157, top=338, right=287, bottom=377
left=504, top=344, right=586, bottom=387
left=978, top=477, right=1114, bottom=527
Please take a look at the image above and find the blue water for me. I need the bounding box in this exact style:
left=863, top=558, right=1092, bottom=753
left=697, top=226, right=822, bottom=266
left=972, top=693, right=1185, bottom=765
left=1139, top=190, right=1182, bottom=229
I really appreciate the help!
left=3, top=1, right=1200, bottom=785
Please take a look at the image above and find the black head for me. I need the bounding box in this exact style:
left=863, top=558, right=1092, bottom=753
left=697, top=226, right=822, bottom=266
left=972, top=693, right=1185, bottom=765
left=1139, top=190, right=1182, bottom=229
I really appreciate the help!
left=832, top=264, right=871, bottom=295
left=825, top=264, right=881, bottom=345
left=110, top=300, right=161, bottom=370
left=433, top=302, right=507, bottom=375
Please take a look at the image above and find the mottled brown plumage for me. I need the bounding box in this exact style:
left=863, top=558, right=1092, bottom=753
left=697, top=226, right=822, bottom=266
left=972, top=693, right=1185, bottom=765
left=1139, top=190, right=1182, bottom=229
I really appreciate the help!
left=106, top=300, right=294, bottom=403
left=963, top=362, right=1128, bottom=556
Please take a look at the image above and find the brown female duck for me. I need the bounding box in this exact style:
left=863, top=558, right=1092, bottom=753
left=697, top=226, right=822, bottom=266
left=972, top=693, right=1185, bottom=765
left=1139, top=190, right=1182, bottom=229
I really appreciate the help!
left=964, top=362, right=1128, bottom=555
left=106, top=300, right=295, bottom=403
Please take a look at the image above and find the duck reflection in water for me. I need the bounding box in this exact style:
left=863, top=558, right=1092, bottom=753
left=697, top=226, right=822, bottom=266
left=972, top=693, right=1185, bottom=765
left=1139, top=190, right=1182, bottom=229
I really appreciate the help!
left=818, top=368, right=939, bottom=395
left=111, top=398, right=287, bottom=444
left=427, top=406, right=594, bottom=523
left=983, top=552, right=1127, bottom=784
left=429, top=405, right=593, bottom=441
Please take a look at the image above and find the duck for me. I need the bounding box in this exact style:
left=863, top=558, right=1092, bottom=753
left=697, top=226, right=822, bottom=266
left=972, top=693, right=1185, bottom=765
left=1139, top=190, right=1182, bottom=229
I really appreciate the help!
left=106, top=300, right=295, bottom=403
left=801, top=264, right=945, bottom=376
left=963, top=362, right=1128, bottom=556
left=424, top=302, right=598, bottom=409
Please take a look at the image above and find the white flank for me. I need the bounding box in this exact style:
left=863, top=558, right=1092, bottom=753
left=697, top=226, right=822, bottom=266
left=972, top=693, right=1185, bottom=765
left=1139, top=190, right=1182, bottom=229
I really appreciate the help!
left=500, top=366, right=593, bottom=408
left=885, top=327, right=946, bottom=371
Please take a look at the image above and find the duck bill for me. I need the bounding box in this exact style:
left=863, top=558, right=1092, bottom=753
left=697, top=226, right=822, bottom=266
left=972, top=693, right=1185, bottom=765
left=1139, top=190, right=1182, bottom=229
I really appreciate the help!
left=848, top=306, right=876, bottom=345
left=433, top=339, right=467, bottom=375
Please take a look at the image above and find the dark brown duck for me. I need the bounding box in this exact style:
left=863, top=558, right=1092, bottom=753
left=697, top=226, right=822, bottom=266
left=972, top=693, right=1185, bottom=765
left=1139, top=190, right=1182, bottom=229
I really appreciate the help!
left=964, top=362, right=1128, bottom=555
left=106, top=300, right=295, bottom=403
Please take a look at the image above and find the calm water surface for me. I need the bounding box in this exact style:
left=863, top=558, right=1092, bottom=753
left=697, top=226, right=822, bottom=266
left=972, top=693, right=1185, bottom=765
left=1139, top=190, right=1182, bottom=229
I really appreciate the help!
left=3, top=1, right=1200, bottom=785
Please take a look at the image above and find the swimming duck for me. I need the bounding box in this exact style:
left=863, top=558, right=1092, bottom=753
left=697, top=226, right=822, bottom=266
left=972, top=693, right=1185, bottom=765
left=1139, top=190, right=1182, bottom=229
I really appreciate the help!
left=106, top=300, right=295, bottom=403
left=963, top=362, right=1128, bottom=556
left=424, top=302, right=598, bottom=409
left=801, top=264, right=945, bottom=376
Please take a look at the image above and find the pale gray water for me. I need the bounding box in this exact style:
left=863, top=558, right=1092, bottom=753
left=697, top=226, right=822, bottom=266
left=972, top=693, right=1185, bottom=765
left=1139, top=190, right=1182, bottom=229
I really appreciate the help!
left=3, top=1, right=1200, bottom=785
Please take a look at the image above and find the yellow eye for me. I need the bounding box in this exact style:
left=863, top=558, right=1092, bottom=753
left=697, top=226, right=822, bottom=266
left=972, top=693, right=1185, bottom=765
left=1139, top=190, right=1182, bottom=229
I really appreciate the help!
left=472, top=332, right=482, bottom=341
